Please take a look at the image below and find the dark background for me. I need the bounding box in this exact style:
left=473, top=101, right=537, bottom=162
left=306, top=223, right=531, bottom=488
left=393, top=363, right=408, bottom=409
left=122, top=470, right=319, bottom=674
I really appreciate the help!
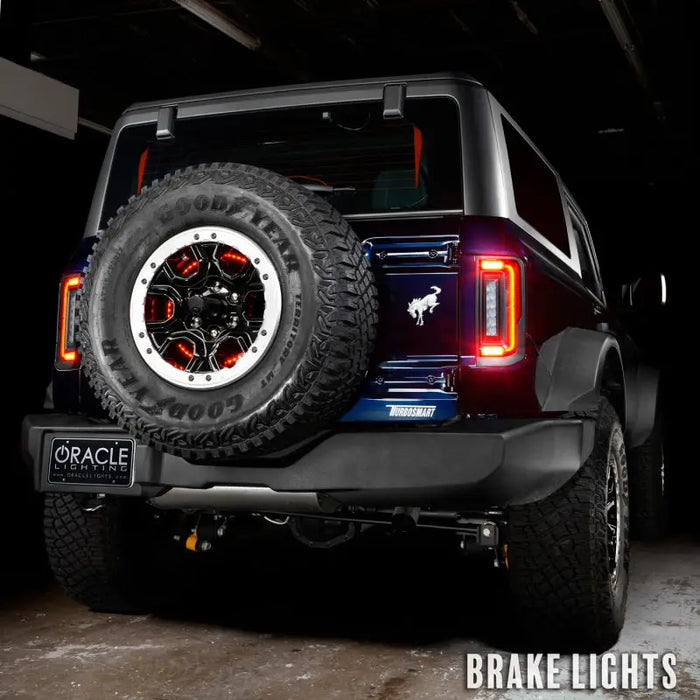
left=1, top=0, right=693, bottom=590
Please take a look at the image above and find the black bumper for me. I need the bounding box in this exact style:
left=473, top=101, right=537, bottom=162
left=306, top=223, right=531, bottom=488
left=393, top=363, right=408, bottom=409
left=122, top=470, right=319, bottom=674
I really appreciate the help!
left=22, top=414, right=595, bottom=507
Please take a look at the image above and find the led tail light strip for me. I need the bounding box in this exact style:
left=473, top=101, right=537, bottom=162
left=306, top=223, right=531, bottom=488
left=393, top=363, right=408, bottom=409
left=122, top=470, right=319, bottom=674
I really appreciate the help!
left=58, top=275, right=82, bottom=365
left=478, top=258, right=522, bottom=358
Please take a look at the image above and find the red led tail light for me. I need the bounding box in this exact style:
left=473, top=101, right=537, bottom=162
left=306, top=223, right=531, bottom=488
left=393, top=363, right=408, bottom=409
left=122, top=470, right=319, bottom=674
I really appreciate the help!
left=478, top=258, right=522, bottom=359
left=58, top=275, right=82, bottom=365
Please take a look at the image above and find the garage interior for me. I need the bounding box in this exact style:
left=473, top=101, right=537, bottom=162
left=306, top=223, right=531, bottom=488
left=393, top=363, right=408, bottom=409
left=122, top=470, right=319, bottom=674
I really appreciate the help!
left=1, top=1, right=696, bottom=698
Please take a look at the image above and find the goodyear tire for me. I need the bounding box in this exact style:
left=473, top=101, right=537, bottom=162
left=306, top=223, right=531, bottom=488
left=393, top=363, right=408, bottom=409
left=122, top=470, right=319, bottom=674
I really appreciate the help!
left=80, top=163, right=377, bottom=459
left=506, top=398, right=630, bottom=652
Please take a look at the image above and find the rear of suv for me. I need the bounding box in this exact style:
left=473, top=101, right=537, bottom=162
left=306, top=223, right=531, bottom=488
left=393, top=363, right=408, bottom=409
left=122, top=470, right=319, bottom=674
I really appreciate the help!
left=22, top=73, right=665, bottom=651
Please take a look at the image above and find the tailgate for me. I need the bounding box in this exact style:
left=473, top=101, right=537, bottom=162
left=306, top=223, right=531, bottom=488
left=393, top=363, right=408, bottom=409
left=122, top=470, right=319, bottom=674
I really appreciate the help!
left=341, top=219, right=461, bottom=423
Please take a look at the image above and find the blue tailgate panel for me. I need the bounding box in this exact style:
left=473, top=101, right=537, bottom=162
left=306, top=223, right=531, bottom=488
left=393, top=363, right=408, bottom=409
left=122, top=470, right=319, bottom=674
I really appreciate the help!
left=341, top=228, right=461, bottom=423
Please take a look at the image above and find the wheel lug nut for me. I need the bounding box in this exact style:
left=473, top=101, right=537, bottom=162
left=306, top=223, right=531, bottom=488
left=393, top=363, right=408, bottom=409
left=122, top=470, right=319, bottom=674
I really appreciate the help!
left=210, top=329, right=219, bottom=338
left=229, top=292, right=239, bottom=303
left=191, top=317, right=201, bottom=328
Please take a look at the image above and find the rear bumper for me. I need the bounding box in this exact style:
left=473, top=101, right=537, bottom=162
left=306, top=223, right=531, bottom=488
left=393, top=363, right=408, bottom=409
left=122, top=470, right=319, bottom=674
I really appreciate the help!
left=22, top=413, right=594, bottom=508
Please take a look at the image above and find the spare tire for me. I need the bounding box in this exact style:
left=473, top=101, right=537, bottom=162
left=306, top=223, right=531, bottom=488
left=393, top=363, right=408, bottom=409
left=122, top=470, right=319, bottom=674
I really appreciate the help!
left=80, top=163, right=377, bottom=459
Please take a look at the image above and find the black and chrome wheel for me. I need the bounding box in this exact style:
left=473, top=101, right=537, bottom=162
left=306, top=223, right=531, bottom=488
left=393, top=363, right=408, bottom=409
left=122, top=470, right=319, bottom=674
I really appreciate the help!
left=606, top=439, right=625, bottom=594
left=129, top=226, right=282, bottom=389
left=80, top=162, right=377, bottom=459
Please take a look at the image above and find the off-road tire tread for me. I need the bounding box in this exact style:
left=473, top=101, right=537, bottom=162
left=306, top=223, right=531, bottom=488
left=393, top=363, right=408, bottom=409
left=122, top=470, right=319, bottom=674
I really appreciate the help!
left=506, top=399, right=628, bottom=652
left=44, top=493, right=149, bottom=613
left=79, top=163, right=378, bottom=459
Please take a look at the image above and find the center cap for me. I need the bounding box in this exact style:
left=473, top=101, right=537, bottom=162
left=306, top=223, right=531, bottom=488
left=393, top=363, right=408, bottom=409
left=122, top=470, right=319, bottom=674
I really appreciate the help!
left=187, top=295, right=205, bottom=315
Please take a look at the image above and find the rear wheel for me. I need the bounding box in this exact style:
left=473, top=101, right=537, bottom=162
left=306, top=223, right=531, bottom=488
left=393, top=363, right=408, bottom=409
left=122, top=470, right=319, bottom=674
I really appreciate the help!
left=629, top=423, right=669, bottom=540
left=506, top=399, right=629, bottom=651
left=44, top=493, right=156, bottom=613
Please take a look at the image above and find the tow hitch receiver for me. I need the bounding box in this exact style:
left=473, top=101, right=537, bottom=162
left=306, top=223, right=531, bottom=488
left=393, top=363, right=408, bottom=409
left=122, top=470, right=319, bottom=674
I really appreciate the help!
left=174, top=514, right=229, bottom=553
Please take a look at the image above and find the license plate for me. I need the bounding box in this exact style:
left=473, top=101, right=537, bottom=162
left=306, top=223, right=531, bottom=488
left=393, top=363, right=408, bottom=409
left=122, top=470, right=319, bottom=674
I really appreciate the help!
left=47, top=437, right=135, bottom=487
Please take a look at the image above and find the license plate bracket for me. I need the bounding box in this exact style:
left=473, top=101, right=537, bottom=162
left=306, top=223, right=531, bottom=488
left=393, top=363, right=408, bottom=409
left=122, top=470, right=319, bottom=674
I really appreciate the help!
left=47, top=437, right=135, bottom=487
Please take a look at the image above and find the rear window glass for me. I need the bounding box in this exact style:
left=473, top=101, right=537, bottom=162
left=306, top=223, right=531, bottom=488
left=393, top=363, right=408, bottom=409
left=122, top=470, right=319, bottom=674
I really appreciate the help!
left=101, top=98, right=462, bottom=226
left=502, top=118, right=569, bottom=254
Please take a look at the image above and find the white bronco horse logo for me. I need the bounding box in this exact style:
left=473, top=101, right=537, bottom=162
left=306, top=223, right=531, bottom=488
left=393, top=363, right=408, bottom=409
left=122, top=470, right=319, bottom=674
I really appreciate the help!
left=407, top=286, right=441, bottom=326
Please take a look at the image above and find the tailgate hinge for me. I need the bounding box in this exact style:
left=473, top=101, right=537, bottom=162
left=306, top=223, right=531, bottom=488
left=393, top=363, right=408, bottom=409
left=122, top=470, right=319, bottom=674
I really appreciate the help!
left=447, top=241, right=460, bottom=265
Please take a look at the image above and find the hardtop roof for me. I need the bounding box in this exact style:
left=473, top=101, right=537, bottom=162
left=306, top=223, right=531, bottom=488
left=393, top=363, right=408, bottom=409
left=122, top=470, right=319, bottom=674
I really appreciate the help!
left=123, top=71, right=482, bottom=115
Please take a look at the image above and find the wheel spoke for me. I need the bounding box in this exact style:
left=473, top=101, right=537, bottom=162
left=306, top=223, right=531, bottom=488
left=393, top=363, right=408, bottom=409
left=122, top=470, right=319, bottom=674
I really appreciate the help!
left=149, top=330, right=172, bottom=352
left=168, top=328, right=209, bottom=356
left=211, top=330, right=253, bottom=353
left=191, top=242, right=215, bottom=262
left=605, top=456, right=622, bottom=585
left=189, top=355, right=211, bottom=373
left=147, top=284, right=184, bottom=305
left=229, top=332, right=254, bottom=352
left=240, top=264, right=256, bottom=281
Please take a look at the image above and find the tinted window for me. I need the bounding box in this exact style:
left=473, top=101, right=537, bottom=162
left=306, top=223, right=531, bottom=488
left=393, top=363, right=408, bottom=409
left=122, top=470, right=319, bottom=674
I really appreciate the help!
left=101, top=98, right=462, bottom=227
left=502, top=119, right=569, bottom=254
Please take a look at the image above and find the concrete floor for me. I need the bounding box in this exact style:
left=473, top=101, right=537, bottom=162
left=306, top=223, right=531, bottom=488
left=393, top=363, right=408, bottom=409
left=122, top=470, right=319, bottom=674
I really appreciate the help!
left=0, top=533, right=698, bottom=699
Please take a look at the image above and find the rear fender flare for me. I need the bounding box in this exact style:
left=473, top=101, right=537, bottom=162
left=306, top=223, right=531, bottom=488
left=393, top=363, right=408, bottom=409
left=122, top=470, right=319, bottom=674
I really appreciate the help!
left=535, top=327, right=623, bottom=416
left=535, top=327, right=659, bottom=447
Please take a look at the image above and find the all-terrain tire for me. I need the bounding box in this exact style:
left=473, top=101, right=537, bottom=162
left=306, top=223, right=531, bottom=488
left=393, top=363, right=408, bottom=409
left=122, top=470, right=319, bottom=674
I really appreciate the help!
left=79, top=163, right=377, bottom=460
left=44, top=493, right=155, bottom=613
left=506, top=399, right=630, bottom=652
left=629, top=426, right=668, bottom=540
